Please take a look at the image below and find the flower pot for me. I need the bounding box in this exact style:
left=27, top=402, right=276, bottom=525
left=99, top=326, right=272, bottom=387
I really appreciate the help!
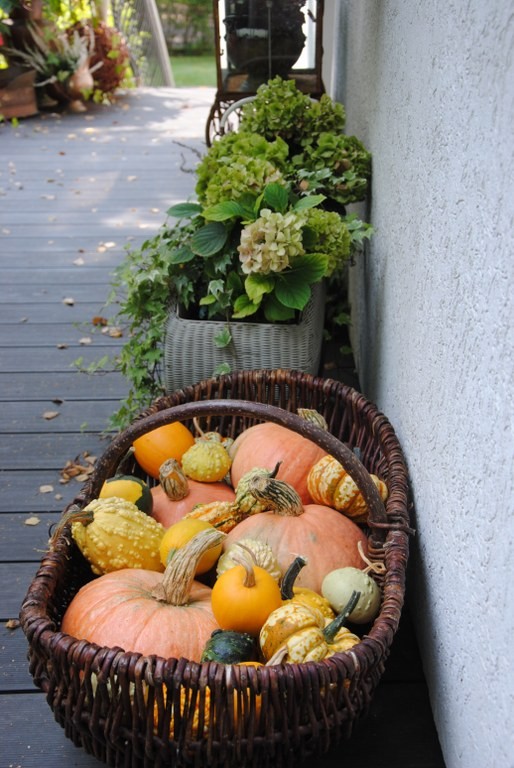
left=164, top=282, right=326, bottom=392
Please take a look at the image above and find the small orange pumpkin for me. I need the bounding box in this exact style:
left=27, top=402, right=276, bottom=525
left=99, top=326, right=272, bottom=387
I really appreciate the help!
left=132, top=422, right=195, bottom=479
left=211, top=546, right=282, bottom=636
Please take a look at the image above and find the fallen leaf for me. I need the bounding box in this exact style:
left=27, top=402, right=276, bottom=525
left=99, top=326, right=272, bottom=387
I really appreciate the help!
left=42, top=411, right=59, bottom=420
left=5, top=619, right=20, bottom=630
left=39, top=484, right=54, bottom=493
left=74, top=257, right=85, bottom=265
left=54, top=493, right=63, bottom=500
left=126, top=175, right=138, bottom=182
left=104, top=241, right=116, bottom=248
left=106, top=326, right=123, bottom=338
left=57, top=343, right=68, bottom=349
left=63, top=297, right=75, bottom=305
left=79, top=337, right=92, bottom=345
left=25, top=515, right=41, bottom=525
left=52, top=397, right=64, bottom=405
left=92, top=316, right=108, bottom=326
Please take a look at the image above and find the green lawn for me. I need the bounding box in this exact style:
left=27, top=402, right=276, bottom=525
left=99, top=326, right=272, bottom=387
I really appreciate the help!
left=171, top=55, right=217, bottom=87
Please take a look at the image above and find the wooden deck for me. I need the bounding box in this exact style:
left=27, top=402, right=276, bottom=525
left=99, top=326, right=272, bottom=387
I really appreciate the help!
left=0, top=87, right=445, bottom=768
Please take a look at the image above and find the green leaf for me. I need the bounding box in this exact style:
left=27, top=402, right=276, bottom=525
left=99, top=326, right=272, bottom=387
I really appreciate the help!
left=167, top=245, right=196, bottom=265
left=214, top=362, right=232, bottom=375
left=167, top=202, right=203, bottom=218
left=191, top=222, right=228, bottom=257
left=232, top=294, right=261, bottom=318
left=293, top=194, right=326, bottom=212
left=263, top=295, right=296, bottom=322
left=199, top=294, right=217, bottom=306
left=202, top=200, right=246, bottom=221
left=275, top=279, right=311, bottom=311
left=274, top=253, right=328, bottom=309
left=214, top=327, right=232, bottom=348
left=244, top=273, right=275, bottom=303
left=262, top=183, right=289, bottom=213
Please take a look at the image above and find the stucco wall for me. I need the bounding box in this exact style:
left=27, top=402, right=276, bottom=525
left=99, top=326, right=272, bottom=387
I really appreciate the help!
left=330, top=2, right=514, bottom=767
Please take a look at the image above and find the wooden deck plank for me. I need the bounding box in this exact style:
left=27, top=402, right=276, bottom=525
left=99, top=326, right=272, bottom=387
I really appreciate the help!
left=0, top=471, right=86, bottom=513
left=0, top=346, right=122, bottom=373
left=0, top=325, right=122, bottom=346
left=0, top=434, right=111, bottom=470
left=0, top=371, right=127, bottom=400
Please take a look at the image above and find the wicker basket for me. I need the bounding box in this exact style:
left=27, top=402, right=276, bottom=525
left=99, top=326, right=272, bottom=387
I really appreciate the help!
left=20, top=369, right=412, bottom=768
left=164, top=283, right=326, bottom=393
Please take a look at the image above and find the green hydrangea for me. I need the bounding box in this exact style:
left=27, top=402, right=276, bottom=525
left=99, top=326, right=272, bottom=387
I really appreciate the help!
left=294, top=133, right=371, bottom=205
left=239, top=77, right=314, bottom=143
left=195, top=132, right=290, bottom=202
left=303, top=208, right=351, bottom=275
left=238, top=208, right=306, bottom=274
left=239, top=77, right=346, bottom=149
left=201, top=156, right=286, bottom=207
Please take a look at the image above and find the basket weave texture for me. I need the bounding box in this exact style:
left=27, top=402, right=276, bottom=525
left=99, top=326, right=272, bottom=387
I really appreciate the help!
left=20, top=369, right=411, bottom=768
left=164, top=283, right=326, bottom=392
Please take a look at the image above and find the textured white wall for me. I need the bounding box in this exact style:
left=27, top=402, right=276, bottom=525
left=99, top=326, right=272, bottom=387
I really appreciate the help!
left=331, top=2, right=514, bottom=767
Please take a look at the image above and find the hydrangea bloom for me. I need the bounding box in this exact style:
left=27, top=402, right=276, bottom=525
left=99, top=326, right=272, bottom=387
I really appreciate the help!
left=203, top=157, right=285, bottom=207
left=238, top=208, right=306, bottom=274
left=304, top=208, right=351, bottom=275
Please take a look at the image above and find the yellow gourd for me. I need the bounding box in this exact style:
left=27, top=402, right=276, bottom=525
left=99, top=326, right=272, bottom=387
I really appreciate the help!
left=69, top=497, right=165, bottom=575
left=307, top=455, right=388, bottom=523
left=181, top=441, right=232, bottom=483
left=260, top=592, right=361, bottom=664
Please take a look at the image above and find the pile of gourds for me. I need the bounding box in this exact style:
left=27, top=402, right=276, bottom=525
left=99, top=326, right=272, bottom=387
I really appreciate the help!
left=59, top=413, right=387, bottom=669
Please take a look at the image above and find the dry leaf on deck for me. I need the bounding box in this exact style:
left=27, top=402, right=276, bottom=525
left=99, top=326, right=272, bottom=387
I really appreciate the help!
left=25, top=516, right=41, bottom=525
left=42, top=411, right=59, bottom=420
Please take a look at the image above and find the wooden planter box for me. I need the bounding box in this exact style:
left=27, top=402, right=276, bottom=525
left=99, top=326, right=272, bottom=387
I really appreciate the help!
left=0, top=67, right=38, bottom=119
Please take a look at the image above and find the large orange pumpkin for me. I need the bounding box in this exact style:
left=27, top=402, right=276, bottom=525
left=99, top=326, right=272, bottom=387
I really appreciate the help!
left=151, top=481, right=235, bottom=528
left=229, top=422, right=327, bottom=503
left=224, top=474, right=368, bottom=594
left=132, top=422, right=195, bottom=479
left=61, top=529, right=224, bottom=662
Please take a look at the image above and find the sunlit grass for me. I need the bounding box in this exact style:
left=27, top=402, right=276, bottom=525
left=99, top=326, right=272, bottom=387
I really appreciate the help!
left=170, top=55, right=217, bottom=88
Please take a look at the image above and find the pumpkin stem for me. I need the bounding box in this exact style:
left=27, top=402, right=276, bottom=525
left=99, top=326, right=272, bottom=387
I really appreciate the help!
left=159, top=458, right=190, bottom=501
left=357, top=540, right=386, bottom=575
left=153, top=528, right=225, bottom=605
left=227, top=543, right=257, bottom=589
left=247, top=474, right=304, bottom=517
left=323, top=590, right=361, bottom=643
left=280, top=555, right=308, bottom=599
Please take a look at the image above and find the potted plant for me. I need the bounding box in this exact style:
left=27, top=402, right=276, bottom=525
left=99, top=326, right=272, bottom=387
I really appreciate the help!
left=81, top=78, right=373, bottom=430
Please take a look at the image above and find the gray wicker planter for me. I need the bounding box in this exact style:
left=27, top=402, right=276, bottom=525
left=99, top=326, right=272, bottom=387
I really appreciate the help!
left=164, top=282, right=326, bottom=392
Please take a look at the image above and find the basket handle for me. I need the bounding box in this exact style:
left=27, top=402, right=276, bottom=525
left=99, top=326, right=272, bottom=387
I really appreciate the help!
left=86, top=399, right=388, bottom=540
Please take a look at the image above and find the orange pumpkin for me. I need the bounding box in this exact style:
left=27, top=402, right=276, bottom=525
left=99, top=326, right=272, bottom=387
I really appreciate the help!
left=211, top=546, right=282, bottom=636
left=132, top=421, right=195, bottom=479
left=229, top=422, right=327, bottom=503
left=61, top=528, right=224, bottom=662
left=224, top=474, right=368, bottom=594
left=151, top=481, right=235, bottom=528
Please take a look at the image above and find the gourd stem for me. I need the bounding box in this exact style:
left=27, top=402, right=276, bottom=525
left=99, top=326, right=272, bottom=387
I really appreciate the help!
left=248, top=474, right=304, bottom=517
left=280, top=555, right=308, bottom=599
left=228, top=544, right=257, bottom=588
left=153, top=529, right=225, bottom=605
left=159, top=458, right=190, bottom=501
left=297, top=408, right=329, bottom=431
left=323, top=590, right=361, bottom=643
left=49, top=504, right=94, bottom=546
